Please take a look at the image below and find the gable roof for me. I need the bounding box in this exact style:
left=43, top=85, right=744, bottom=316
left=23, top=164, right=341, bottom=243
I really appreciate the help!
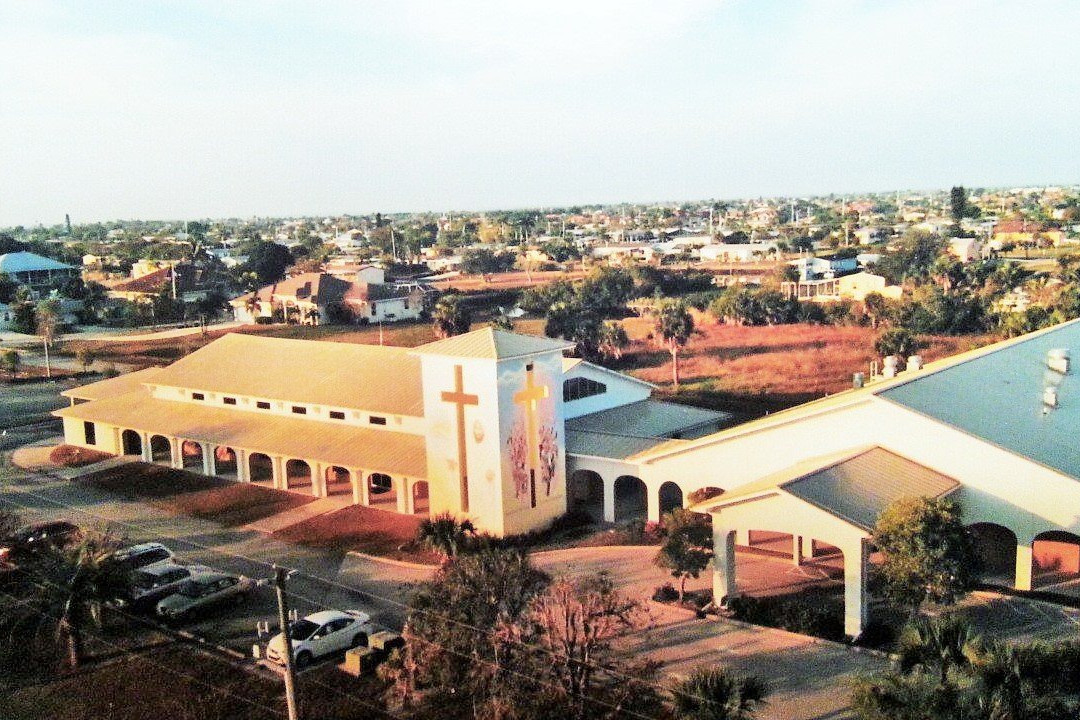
left=567, top=399, right=729, bottom=439
left=62, top=366, right=165, bottom=402
left=145, top=333, right=425, bottom=415
left=411, top=327, right=574, bottom=360
left=878, top=318, right=1080, bottom=480
left=563, top=358, right=657, bottom=389
left=697, top=446, right=959, bottom=532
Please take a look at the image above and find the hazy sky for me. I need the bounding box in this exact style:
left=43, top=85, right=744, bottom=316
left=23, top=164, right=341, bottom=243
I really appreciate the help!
left=2, top=1, right=1078, bottom=226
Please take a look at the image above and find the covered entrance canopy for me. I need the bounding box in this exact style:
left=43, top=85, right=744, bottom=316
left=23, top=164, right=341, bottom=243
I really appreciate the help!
left=692, top=445, right=959, bottom=638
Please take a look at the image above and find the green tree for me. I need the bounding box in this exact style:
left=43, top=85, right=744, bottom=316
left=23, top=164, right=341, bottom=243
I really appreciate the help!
left=950, top=186, right=968, bottom=224
left=416, top=512, right=476, bottom=559
left=0, top=348, right=19, bottom=381
left=238, top=241, right=293, bottom=285
left=898, top=615, right=978, bottom=686
left=35, top=298, right=60, bottom=379
left=874, top=327, right=920, bottom=359
left=490, top=311, right=515, bottom=332
left=873, top=496, right=976, bottom=614
left=655, top=508, right=714, bottom=601
left=656, top=301, right=694, bottom=387
left=74, top=347, right=95, bottom=373
left=671, top=667, right=769, bottom=720
left=597, top=320, right=630, bottom=362
left=432, top=295, right=472, bottom=338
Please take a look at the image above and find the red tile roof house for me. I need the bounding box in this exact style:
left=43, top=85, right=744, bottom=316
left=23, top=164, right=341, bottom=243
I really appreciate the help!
left=230, top=272, right=426, bottom=325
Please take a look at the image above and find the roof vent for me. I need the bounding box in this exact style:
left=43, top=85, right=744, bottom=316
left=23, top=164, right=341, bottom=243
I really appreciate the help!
left=1043, top=386, right=1059, bottom=408
left=882, top=355, right=899, bottom=378
left=906, top=355, right=923, bottom=372
left=1047, top=348, right=1070, bottom=375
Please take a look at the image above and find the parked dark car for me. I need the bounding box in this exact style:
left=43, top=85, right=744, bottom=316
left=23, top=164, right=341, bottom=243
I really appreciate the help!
left=5, top=521, right=81, bottom=553
left=114, top=562, right=212, bottom=613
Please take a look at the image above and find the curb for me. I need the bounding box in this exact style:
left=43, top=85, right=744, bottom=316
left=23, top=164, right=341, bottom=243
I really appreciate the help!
left=646, top=599, right=898, bottom=663
left=346, top=550, right=438, bottom=571
left=528, top=544, right=656, bottom=561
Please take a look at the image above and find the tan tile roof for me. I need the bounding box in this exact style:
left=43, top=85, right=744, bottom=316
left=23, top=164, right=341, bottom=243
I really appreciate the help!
left=147, top=333, right=424, bottom=416
left=54, top=388, right=427, bottom=478
left=61, top=366, right=166, bottom=401
left=412, top=327, right=574, bottom=360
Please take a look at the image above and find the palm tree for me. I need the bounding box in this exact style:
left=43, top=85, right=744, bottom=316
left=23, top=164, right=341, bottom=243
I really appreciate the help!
left=671, top=667, right=768, bottom=720
left=656, top=301, right=694, bottom=388
left=417, top=513, right=476, bottom=559
left=0, top=529, right=124, bottom=671
left=432, top=296, right=472, bottom=338
left=34, top=299, right=60, bottom=380
left=898, top=615, right=978, bottom=685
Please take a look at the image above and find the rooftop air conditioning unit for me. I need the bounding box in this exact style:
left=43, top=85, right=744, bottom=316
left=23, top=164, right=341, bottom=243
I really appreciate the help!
left=882, top=355, right=899, bottom=379
left=1047, top=348, right=1070, bottom=375
left=1043, top=386, right=1059, bottom=408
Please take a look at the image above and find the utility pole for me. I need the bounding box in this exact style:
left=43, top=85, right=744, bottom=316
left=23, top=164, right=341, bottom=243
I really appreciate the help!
left=274, top=566, right=300, bottom=720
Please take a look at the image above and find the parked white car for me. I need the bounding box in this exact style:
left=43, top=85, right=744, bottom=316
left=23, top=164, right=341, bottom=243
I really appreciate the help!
left=266, top=609, right=374, bottom=668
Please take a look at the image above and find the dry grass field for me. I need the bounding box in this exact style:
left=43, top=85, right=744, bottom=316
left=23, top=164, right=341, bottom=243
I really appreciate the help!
left=272, top=504, right=436, bottom=563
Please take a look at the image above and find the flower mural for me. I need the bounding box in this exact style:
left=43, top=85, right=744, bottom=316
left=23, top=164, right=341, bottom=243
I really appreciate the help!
left=538, top=424, right=559, bottom=496
left=506, top=418, right=560, bottom=505
left=507, top=419, right=530, bottom=501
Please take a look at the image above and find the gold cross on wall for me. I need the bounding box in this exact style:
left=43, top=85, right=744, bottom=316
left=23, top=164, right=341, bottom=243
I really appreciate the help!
left=513, top=363, right=549, bottom=508
left=441, top=365, right=479, bottom=512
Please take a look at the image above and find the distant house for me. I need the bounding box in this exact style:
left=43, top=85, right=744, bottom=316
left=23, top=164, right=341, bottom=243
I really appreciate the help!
left=106, top=263, right=209, bottom=303
left=230, top=271, right=425, bottom=325
left=787, top=256, right=858, bottom=281
left=993, top=220, right=1043, bottom=248
left=782, top=271, right=902, bottom=302
left=947, top=236, right=989, bottom=263
left=0, top=251, right=79, bottom=287
left=698, top=242, right=778, bottom=263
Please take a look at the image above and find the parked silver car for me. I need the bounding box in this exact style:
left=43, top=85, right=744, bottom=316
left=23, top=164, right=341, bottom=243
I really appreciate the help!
left=155, top=571, right=256, bottom=621
left=115, top=562, right=212, bottom=613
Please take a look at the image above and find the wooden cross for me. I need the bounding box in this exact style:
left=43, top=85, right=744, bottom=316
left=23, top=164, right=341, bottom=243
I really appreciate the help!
left=441, top=365, right=479, bottom=512
left=513, top=364, right=549, bottom=508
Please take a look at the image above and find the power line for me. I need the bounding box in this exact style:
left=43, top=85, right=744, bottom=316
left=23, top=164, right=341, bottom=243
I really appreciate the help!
left=0, top=478, right=692, bottom=713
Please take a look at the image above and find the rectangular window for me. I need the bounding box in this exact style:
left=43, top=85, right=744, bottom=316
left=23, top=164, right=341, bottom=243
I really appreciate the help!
left=223, top=397, right=237, bottom=405
left=256, top=401, right=271, bottom=410
left=329, top=411, right=345, bottom=420
left=369, top=416, right=386, bottom=426
left=291, top=406, right=307, bottom=415
left=83, top=421, right=96, bottom=445
left=191, top=392, right=205, bottom=401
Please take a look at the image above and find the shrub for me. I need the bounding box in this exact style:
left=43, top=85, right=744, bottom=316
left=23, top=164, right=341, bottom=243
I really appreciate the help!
left=652, top=583, right=679, bottom=602
left=726, top=587, right=845, bottom=641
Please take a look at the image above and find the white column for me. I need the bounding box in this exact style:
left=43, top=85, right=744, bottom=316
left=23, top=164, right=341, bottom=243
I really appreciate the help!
left=404, top=480, right=415, bottom=514
left=736, top=528, right=750, bottom=546
left=712, top=526, right=737, bottom=604
left=140, top=432, right=151, bottom=462
left=646, top=484, right=661, bottom=523
left=396, top=478, right=408, bottom=514
left=201, top=443, right=215, bottom=476
left=792, top=535, right=803, bottom=566
left=843, top=538, right=870, bottom=638
left=235, top=450, right=248, bottom=483
left=801, top=536, right=814, bottom=561
left=1015, top=541, right=1033, bottom=592
left=272, top=456, right=284, bottom=490
left=602, top=477, right=615, bottom=523
left=351, top=469, right=362, bottom=505
left=170, top=438, right=182, bottom=469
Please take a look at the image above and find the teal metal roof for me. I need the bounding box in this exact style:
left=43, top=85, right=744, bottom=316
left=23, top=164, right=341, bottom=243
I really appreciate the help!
left=566, top=399, right=731, bottom=440
left=0, top=251, right=76, bottom=273
left=879, top=319, right=1080, bottom=480
left=565, top=430, right=674, bottom=460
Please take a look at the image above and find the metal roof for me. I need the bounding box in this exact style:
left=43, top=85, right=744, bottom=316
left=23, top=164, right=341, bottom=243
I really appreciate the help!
left=147, top=333, right=425, bottom=416
left=879, top=318, right=1080, bottom=480
left=699, top=446, right=959, bottom=532
left=0, top=251, right=76, bottom=273
left=566, top=399, right=731, bottom=440
left=54, top=387, right=427, bottom=478
left=565, top=429, right=676, bottom=460
left=411, top=327, right=574, bottom=360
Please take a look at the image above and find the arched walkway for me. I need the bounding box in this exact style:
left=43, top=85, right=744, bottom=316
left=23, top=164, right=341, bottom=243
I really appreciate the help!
left=285, top=459, right=313, bottom=492
left=368, top=473, right=396, bottom=509
left=181, top=440, right=203, bottom=471
left=412, top=481, right=429, bottom=515
left=215, top=446, right=238, bottom=481
left=150, top=435, right=171, bottom=464
left=658, top=481, right=683, bottom=515
left=1033, top=530, right=1080, bottom=587
left=567, top=470, right=604, bottom=522
left=121, top=429, right=142, bottom=456
left=968, top=522, right=1017, bottom=585
left=613, top=475, right=647, bottom=522
left=325, top=466, right=352, bottom=497
left=249, top=453, right=274, bottom=485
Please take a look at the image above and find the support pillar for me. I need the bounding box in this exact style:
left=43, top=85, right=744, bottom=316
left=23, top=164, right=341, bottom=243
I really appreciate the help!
left=170, top=438, right=182, bottom=469
left=272, top=456, right=284, bottom=490
left=351, top=469, right=362, bottom=505
left=712, top=527, right=737, bottom=604
left=201, top=443, right=215, bottom=477
left=602, top=477, right=615, bottom=523
left=404, top=480, right=415, bottom=515
left=357, top=469, right=370, bottom=506
left=646, top=485, right=661, bottom=523
left=801, top=536, right=814, bottom=561
left=235, top=450, right=248, bottom=483
left=844, top=538, right=870, bottom=638
left=140, top=432, right=151, bottom=462
left=396, top=478, right=408, bottom=514
left=792, top=535, right=803, bottom=566
left=1015, top=542, right=1033, bottom=592
left=311, top=463, right=324, bottom=497
left=735, top=528, right=750, bottom=546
